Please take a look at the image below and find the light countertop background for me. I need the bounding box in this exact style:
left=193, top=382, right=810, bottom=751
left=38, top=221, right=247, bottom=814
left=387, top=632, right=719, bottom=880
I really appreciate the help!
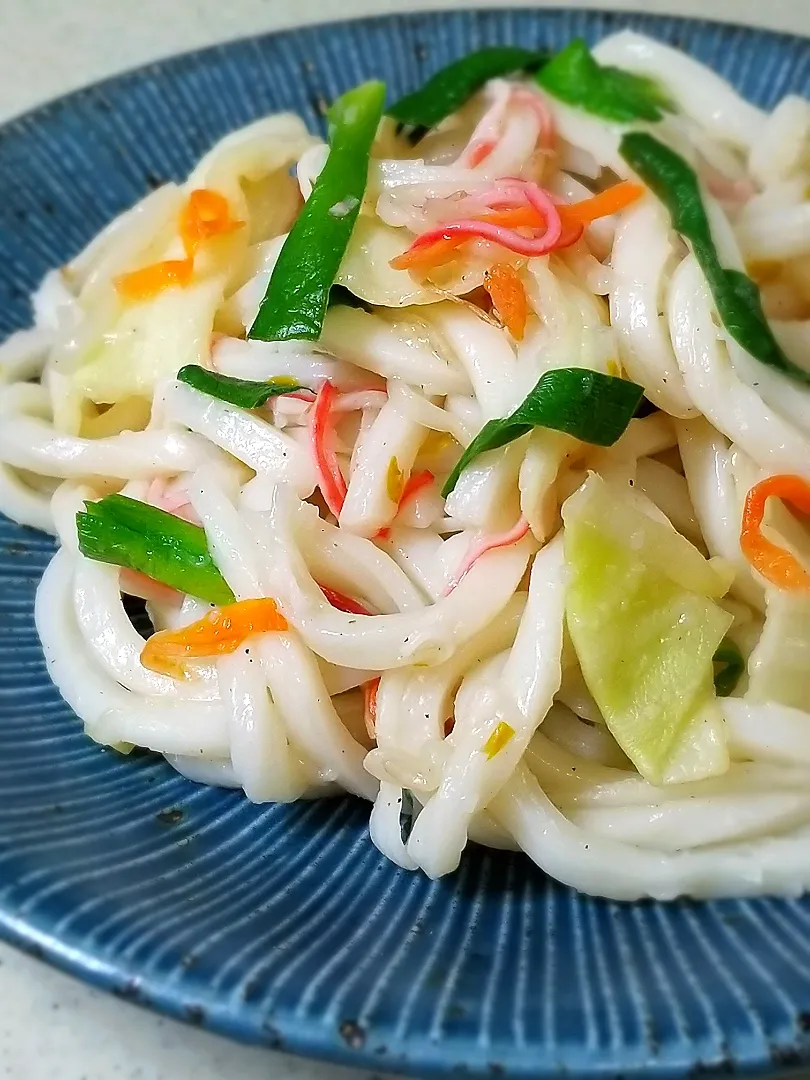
left=0, top=1, right=806, bottom=1078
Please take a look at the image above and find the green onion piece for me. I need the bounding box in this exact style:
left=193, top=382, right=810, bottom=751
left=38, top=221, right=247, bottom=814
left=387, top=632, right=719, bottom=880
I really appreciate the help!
left=441, top=368, right=643, bottom=497
left=76, top=494, right=234, bottom=606
left=537, top=38, right=675, bottom=123
left=713, top=638, right=744, bottom=697
left=621, top=132, right=810, bottom=386
left=249, top=80, right=385, bottom=343
left=387, top=47, right=548, bottom=140
left=177, top=365, right=309, bottom=409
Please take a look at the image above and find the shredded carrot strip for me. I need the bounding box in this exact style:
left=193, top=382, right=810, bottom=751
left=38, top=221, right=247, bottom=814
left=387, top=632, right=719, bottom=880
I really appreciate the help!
left=443, top=515, right=531, bottom=596
left=114, top=258, right=194, bottom=301
left=310, top=381, right=348, bottom=518
left=364, top=677, right=380, bottom=739
left=561, top=180, right=645, bottom=226
left=141, top=598, right=288, bottom=678
left=319, top=584, right=374, bottom=616
left=740, top=475, right=810, bottom=591
left=180, top=188, right=244, bottom=258
left=484, top=264, right=528, bottom=340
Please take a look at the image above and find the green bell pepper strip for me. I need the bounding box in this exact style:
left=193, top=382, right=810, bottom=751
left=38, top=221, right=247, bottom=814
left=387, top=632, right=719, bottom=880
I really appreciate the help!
left=77, top=495, right=235, bottom=606
left=176, top=365, right=309, bottom=409
left=441, top=368, right=643, bottom=498
left=713, top=638, right=744, bottom=697
left=537, top=38, right=675, bottom=123
left=249, top=80, right=385, bottom=343
left=387, top=46, right=548, bottom=141
left=621, top=132, right=810, bottom=387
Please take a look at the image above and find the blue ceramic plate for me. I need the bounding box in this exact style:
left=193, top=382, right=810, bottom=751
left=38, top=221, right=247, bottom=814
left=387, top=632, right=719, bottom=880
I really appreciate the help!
left=2, top=9, right=810, bottom=1078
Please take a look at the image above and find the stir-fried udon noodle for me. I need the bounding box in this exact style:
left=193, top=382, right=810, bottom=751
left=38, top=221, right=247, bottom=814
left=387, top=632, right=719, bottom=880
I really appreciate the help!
left=5, top=30, right=810, bottom=901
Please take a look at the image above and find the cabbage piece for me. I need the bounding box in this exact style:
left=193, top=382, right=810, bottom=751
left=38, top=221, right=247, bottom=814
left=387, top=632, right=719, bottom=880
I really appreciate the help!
left=73, top=275, right=226, bottom=404
left=336, top=217, right=442, bottom=306
left=70, top=115, right=316, bottom=406
left=336, top=217, right=489, bottom=307
left=187, top=113, right=317, bottom=223
left=563, top=474, right=733, bottom=783
left=748, top=590, right=810, bottom=711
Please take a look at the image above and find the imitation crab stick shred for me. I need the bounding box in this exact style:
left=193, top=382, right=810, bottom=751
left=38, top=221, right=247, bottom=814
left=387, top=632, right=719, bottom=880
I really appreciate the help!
left=180, top=188, right=244, bottom=257
left=484, top=264, right=528, bottom=339
left=392, top=183, right=563, bottom=271
left=319, top=585, right=374, bottom=616
left=311, top=380, right=348, bottom=519
left=390, top=181, right=643, bottom=272
left=740, top=475, right=810, bottom=591
left=466, top=138, right=498, bottom=167
left=400, top=469, right=435, bottom=507
left=363, top=677, right=380, bottom=739
left=141, top=598, right=288, bottom=679
left=443, top=515, right=531, bottom=596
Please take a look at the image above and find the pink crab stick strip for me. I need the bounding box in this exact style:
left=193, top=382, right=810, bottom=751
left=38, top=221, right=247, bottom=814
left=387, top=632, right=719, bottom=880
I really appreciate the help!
left=404, top=182, right=563, bottom=259
left=310, top=380, right=348, bottom=518
left=510, top=89, right=555, bottom=148
left=443, top=515, right=531, bottom=596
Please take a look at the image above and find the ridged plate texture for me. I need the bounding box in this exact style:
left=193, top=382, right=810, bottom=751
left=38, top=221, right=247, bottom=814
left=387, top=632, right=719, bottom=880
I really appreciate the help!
left=1, top=9, right=809, bottom=1078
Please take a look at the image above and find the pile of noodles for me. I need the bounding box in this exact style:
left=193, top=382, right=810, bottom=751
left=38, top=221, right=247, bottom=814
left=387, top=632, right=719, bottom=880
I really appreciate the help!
left=4, top=31, right=810, bottom=899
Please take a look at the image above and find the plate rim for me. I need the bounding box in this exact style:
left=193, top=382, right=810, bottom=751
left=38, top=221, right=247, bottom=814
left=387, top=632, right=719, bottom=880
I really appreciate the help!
left=2, top=7, right=810, bottom=1078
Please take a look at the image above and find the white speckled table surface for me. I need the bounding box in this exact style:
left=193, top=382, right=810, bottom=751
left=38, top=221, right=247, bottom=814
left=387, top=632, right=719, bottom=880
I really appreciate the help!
left=0, top=1, right=807, bottom=1077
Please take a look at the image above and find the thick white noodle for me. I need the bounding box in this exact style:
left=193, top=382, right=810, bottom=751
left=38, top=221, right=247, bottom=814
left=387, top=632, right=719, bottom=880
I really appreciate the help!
left=610, top=198, right=695, bottom=417
left=594, top=31, right=765, bottom=150
left=164, top=381, right=316, bottom=497
left=219, top=645, right=311, bottom=802
left=423, top=304, right=519, bottom=419
left=408, top=535, right=565, bottom=877
left=72, top=555, right=219, bottom=700
left=250, top=485, right=532, bottom=670
left=340, top=400, right=425, bottom=536
left=749, top=95, right=810, bottom=188
left=675, top=417, right=764, bottom=609
left=668, top=256, right=810, bottom=477
left=320, top=307, right=471, bottom=396
left=0, top=413, right=204, bottom=480
left=213, top=336, right=378, bottom=392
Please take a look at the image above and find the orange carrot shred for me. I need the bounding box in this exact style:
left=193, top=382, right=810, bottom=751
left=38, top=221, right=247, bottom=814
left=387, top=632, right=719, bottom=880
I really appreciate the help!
left=180, top=187, right=244, bottom=258
left=141, top=598, right=288, bottom=679
left=115, top=258, right=194, bottom=302
left=560, top=180, right=645, bottom=226
left=484, top=264, right=529, bottom=340
left=740, top=475, right=810, bottom=591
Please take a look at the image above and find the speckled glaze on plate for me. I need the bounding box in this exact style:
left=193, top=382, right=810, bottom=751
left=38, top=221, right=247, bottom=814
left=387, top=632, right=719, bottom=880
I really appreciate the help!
left=1, top=9, right=810, bottom=1078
